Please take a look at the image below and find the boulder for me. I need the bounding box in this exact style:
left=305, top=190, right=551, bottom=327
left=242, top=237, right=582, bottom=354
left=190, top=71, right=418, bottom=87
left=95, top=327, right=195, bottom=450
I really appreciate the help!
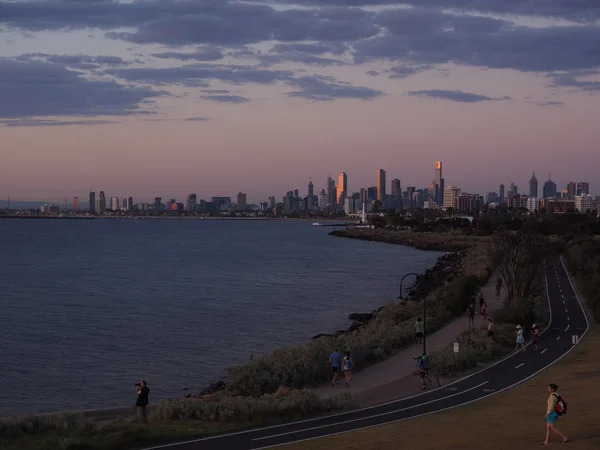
left=348, top=312, right=374, bottom=322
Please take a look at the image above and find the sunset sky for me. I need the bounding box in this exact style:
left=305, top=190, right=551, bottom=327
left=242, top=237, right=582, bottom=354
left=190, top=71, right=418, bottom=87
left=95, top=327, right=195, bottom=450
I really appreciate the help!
left=1, top=0, right=599, bottom=203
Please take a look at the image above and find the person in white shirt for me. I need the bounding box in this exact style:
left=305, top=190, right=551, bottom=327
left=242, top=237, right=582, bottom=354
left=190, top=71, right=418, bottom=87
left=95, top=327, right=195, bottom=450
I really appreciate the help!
left=342, top=352, right=354, bottom=388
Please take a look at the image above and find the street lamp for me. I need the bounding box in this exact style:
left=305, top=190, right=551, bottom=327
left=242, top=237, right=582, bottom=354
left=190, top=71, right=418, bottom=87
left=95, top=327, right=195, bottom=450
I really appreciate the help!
left=399, top=272, right=427, bottom=355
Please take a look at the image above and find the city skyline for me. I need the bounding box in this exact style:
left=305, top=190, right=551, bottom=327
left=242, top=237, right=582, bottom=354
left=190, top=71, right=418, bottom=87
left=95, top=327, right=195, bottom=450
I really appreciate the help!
left=1, top=1, right=599, bottom=199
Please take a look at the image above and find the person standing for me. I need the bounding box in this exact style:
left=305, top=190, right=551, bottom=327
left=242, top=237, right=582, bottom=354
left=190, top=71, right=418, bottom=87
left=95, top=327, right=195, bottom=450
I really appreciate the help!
left=515, top=325, right=526, bottom=352
left=467, top=302, right=476, bottom=327
left=415, top=317, right=424, bottom=344
left=541, top=384, right=568, bottom=445
left=486, top=318, right=495, bottom=337
left=342, top=352, right=354, bottom=388
left=135, top=380, right=150, bottom=424
left=329, top=348, right=342, bottom=387
left=479, top=292, right=485, bottom=310
left=531, top=324, right=540, bottom=351
left=481, top=302, right=488, bottom=325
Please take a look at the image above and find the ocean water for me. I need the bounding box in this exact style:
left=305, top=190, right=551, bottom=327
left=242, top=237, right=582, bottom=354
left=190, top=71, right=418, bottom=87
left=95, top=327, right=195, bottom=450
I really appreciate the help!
left=0, top=219, right=442, bottom=416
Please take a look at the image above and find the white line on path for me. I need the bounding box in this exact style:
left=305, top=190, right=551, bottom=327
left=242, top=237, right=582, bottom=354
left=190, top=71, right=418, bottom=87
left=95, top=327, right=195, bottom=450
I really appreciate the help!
left=565, top=309, right=568, bottom=313
left=556, top=336, right=561, bottom=341
left=565, top=324, right=570, bottom=332
left=567, top=317, right=570, bottom=321
left=515, top=363, right=525, bottom=369
left=251, top=382, right=489, bottom=441
left=541, top=349, right=548, bottom=354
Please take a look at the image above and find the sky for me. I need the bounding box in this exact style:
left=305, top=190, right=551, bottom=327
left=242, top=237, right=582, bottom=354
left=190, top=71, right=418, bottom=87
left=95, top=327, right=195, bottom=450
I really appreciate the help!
left=1, top=0, right=599, bottom=203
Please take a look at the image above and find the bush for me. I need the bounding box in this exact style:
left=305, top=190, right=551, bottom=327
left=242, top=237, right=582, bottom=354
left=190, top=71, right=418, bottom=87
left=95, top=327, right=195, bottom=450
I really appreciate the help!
left=0, top=413, right=91, bottom=439
left=440, top=275, right=482, bottom=316
left=150, top=389, right=355, bottom=423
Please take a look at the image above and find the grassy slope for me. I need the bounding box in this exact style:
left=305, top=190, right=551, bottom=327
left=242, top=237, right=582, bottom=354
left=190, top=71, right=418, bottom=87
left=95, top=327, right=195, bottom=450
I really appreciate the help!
left=281, top=328, right=600, bottom=450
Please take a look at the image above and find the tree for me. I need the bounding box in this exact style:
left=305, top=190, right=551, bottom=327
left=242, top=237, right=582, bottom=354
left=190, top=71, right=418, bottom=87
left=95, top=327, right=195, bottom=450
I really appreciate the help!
left=487, top=231, right=548, bottom=304
left=372, top=200, right=382, bottom=213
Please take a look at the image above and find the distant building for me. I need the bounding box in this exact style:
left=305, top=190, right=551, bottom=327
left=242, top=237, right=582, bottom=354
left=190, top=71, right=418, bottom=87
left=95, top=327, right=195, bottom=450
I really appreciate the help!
left=327, top=176, right=336, bottom=207
left=435, top=161, right=444, bottom=204
left=211, top=197, right=232, bottom=211
left=337, top=172, right=347, bottom=206
left=443, top=186, right=461, bottom=209
left=526, top=197, right=540, bottom=212
left=499, top=184, right=505, bottom=204
left=575, top=194, right=593, bottom=213
left=89, top=191, right=96, bottom=213
left=529, top=172, right=538, bottom=198
left=486, top=192, right=499, bottom=204
left=457, top=193, right=481, bottom=214
left=318, top=189, right=327, bottom=209
left=509, top=194, right=529, bottom=209
left=187, top=193, right=197, bottom=212
left=73, top=197, right=79, bottom=212
left=237, top=192, right=247, bottom=211
left=366, top=186, right=378, bottom=202
left=96, top=191, right=106, bottom=214
left=127, top=197, right=134, bottom=211
left=576, top=182, right=590, bottom=196
left=566, top=182, right=576, bottom=200
left=154, top=197, right=162, bottom=212
left=543, top=176, right=557, bottom=199
left=308, top=181, right=314, bottom=197
left=377, top=169, right=386, bottom=201
left=543, top=199, right=575, bottom=213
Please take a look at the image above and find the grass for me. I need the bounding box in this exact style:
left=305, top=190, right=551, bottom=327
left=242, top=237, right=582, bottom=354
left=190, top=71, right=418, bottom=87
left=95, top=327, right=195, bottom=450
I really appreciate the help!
left=0, top=390, right=354, bottom=450
left=280, top=328, right=600, bottom=450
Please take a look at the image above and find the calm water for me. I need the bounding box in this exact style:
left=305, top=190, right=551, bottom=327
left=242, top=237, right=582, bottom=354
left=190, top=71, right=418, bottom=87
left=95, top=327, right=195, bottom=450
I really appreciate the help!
left=0, top=219, right=442, bottom=416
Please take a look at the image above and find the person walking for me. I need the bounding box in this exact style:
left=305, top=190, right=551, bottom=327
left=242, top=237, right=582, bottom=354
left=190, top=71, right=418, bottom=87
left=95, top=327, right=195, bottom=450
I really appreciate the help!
left=486, top=318, right=495, bottom=337
left=479, top=292, right=485, bottom=310
left=515, top=325, right=526, bottom=352
left=481, top=302, right=488, bottom=325
left=135, top=380, right=150, bottom=424
left=531, top=324, right=540, bottom=351
left=342, top=352, right=354, bottom=388
left=415, top=317, right=424, bottom=344
left=329, top=348, right=342, bottom=387
left=541, top=383, right=568, bottom=445
left=467, top=301, right=476, bottom=327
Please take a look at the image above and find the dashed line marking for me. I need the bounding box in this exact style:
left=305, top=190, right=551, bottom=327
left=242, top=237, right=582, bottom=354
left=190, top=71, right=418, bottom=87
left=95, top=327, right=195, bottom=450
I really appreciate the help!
left=565, top=324, right=570, bottom=332
left=541, top=349, right=548, bottom=354
left=515, top=363, right=524, bottom=369
left=567, top=317, right=570, bottom=321
left=556, top=336, right=561, bottom=341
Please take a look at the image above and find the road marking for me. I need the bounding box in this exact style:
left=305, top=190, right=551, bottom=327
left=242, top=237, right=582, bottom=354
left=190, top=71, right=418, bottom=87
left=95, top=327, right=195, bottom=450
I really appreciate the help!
left=445, top=387, right=458, bottom=391
left=565, top=324, right=570, bottom=332
left=541, top=349, right=548, bottom=354
left=565, top=309, right=568, bottom=313
left=556, top=336, right=561, bottom=341
left=251, top=382, right=490, bottom=441
left=567, top=317, right=570, bottom=321
left=482, top=388, right=495, bottom=392
left=515, top=363, right=524, bottom=369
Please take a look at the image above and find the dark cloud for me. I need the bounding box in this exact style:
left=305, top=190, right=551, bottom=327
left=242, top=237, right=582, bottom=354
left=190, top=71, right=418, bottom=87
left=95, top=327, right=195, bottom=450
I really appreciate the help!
left=201, top=94, right=250, bottom=103
left=548, top=71, right=600, bottom=92
left=527, top=100, right=564, bottom=107
left=407, top=89, right=509, bottom=102
left=257, top=51, right=348, bottom=67
left=16, top=52, right=131, bottom=69
left=0, top=57, right=166, bottom=119
left=270, top=42, right=347, bottom=55
left=389, top=65, right=433, bottom=79
left=184, top=117, right=209, bottom=121
left=106, top=64, right=295, bottom=86
left=0, top=119, right=116, bottom=127
left=152, top=47, right=224, bottom=62
left=286, top=75, right=384, bottom=101
left=366, top=70, right=380, bottom=76
left=202, top=89, right=231, bottom=94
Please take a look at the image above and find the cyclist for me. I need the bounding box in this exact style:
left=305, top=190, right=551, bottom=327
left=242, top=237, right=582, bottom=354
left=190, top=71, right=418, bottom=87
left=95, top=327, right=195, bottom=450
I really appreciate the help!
left=414, top=352, right=430, bottom=390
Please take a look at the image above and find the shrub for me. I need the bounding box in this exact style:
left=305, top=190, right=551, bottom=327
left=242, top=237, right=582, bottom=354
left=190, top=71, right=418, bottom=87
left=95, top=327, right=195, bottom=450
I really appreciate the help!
left=440, top=275, right=482, bottom=316
left=0, top=413, right=91, bottom=439
left=150, top=389, right=355, bottom=423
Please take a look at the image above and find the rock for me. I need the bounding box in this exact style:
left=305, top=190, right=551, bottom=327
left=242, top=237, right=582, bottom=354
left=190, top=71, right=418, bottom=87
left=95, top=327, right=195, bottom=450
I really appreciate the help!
left=197, top=380, right=226, bottom=397
left=312, top=333, right=335, bottom=340
left=348, top=312, right=373, bottom=322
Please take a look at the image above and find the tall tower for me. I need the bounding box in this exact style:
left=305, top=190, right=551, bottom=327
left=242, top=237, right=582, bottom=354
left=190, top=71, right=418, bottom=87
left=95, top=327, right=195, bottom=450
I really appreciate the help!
left=89, top=191, right=96, bottom=213
left=337, top=172, right=347, bottom=205
left=73, top=197, right=79, bottom=212
left=327, top=176, right=336, bottom=206
left=308, top=180, right=314, bottom=197
left=499, top=184, right=505, bottom=204
left=377, top=169, right=386, bottom=202
left=435, top=161, right=443, bottom=204
left=529, top=172, right=538, bottom=198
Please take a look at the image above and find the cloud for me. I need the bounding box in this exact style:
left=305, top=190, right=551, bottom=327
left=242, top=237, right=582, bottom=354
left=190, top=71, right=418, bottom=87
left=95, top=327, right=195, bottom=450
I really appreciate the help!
left=389, top=65, right=433, bottom=79
left=0, top=57, right=166, bottom=119
left=407, top=89, right=509, bottom=103
left=0, top=119, right=116, bottom=127
left=548, top=71, right=600, bottom=92
left=366, top=70, right=380, bottom=76
left=202, top=89, right=230, bottom=94
left=201, top=94, right=250, bottom=103
left=286, top=75, right=384, bottom=101
left=184, top=117, right=210, bottom=121
left=16, top=52, right=132, bottom=69
left=152, top=47, right=224, bottom=62
left=527, top=101, right=564, bottom=107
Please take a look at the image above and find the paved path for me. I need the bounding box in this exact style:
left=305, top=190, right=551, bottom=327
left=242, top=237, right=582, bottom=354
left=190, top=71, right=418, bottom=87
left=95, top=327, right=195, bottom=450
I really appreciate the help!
left=140, top=256, right=589, bottom=450
left=314, top=270, right=504, bottom=401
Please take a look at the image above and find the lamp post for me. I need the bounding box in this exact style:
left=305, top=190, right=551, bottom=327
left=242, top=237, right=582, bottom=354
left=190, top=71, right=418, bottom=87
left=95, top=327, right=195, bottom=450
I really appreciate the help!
left=398, top=272, right=427, bottom=354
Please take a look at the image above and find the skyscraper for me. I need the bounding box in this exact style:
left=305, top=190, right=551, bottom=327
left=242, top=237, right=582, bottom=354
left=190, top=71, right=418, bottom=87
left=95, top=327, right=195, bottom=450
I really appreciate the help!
left=377, top=169, right=386, bottom=201
left=237, top=192, right=247, bottom=210
left=543, top=175, right=557, bottom=199
left=529, top=172, right=538, bottom=198
left=110, top=197, right=119, bottom=210
left=566, top=182, right=576, bottom=200
left=154, top=197, right=162, bottom=212
left=73, top=197, right=79, bottom=212
left=96, top=191, right=106, bottom=214
left=127, top=197, right=134, bottom=211
left=308, top=180, right=314, bottom=197
left=499, top=184, right=505, bottom=204
left=435, top=161, right=443, bottom=203
left=576, top=182, right=590, bottom=196
left=391, top=179, right=401, bottom=198
left=337, top=172, right=347, bottom=205
left=89, top=191, right=96, bottom=213
left=327, top=176, right=336, bottom=206
left=187, top=193, right=197, bottom=212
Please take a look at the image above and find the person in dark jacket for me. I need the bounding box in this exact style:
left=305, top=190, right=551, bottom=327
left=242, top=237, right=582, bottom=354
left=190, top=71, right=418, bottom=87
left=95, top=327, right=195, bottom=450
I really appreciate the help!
left=136, top=380, right=150, bottom=424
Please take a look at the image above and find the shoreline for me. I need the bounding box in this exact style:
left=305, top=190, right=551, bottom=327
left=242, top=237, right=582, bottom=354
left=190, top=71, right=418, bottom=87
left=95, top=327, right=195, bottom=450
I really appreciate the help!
left=3, top=229, right=473, bottom=421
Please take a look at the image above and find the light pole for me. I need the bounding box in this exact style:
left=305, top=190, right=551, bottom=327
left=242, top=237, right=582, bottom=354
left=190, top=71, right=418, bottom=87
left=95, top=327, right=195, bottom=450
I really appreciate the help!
left=399, top=272, right=427, bottom=355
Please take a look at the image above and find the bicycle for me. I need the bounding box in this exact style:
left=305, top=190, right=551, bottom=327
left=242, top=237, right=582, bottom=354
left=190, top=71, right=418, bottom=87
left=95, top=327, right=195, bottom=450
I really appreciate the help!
left=424, top=368, right=442, bottom=389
